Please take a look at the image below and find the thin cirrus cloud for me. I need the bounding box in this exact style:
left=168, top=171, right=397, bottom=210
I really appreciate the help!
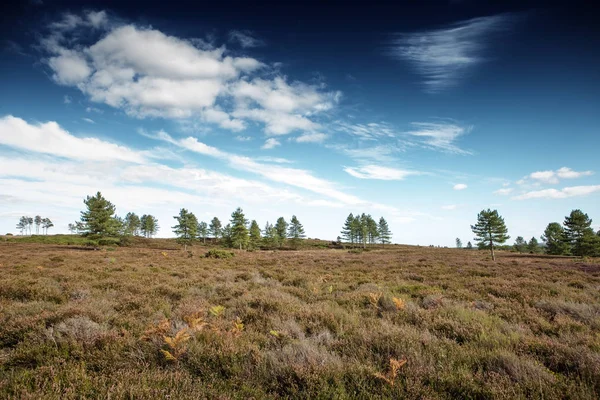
left=387, top=14, right=515, bottom=92
left=513, top=185, right=600, bottom=200
left=453, top=183, right=468, bottom=190
left=493, top=188, right=513, bottom=195
left=228, top=30, right=265, bottom=48
left=344, top=165, right=419, bottom=181
left=40, top=11, right=340, bottom=137
left=406, top=122, right=472, bottom=154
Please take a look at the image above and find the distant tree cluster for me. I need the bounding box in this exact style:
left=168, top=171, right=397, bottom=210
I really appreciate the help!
left=173, top=207, right=306, bottom=250
left=71, top=192, right=159, bottom=238
left=469, top=208, right=600, bottom=260
left=16, top=215, right=54, bottom=235
left=509, top=209, right=600, bottom=257
left=340, top=213, right=392, bottom=247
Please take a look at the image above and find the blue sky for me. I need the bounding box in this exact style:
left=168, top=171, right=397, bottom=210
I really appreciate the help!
left=1, top=0, right=599, bottom=245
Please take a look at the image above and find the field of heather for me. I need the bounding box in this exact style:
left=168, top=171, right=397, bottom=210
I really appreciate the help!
left=1, top=241, right=599, bottom=399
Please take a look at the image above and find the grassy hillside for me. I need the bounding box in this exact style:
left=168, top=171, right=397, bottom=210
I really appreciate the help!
left=1, top=242, right=599, bottom=399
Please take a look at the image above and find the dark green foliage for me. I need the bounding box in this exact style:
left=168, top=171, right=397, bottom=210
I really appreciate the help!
left=230, top=208, right=249, bottom=250
left=378, top=217, right=392, bottom=245
left=541, top=222, right=569, bottom=255
left=249, top=220, right=262, bottom=249
left=471, top=209, right=510, bottom=261
left=263, top=222, right=277, bottom=248
left=527, top=237, right=540, bottom=254
left=341, top=213, right=356, bottom=244
left=466, top=241, right=473, bottom=249
left=124, top=212, right=141, bottom=236
left=209, top=217, right=222, bottom=239
left=456, top=238, right=462, bottom=248
left=205, top=249, right=235, bottom=259
left=140, top=214, right=158, bottom=238
left=513, top=236, right=527, bottom=253
left=287, top=215, right=305, bottom=248
left=172, top=208, right=198, bottom=249
left=563, top=210, right=595, bottom=256
left=275, top=217, right=288, bottom=247
left=80, top=192, right=121, bottom=237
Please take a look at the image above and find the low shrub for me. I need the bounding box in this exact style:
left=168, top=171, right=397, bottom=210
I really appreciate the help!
left=205, top=249, right=235, bottom=259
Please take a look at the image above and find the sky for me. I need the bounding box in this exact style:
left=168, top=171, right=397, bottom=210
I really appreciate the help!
left=1, top=0, right=599, bottom=245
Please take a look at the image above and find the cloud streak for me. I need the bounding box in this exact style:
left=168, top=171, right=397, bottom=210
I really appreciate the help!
left=344, top=165, right=419, bottom=180
left=388, top=14, right=514, bottom=92
left=513, top=185, right=600, bottom=200
left=406, top=122, right=472, bottom=154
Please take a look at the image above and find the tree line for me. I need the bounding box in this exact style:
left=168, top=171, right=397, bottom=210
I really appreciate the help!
left=172, top=207, right=306, bottom=250
left=464, top=208, right=600, bottom=260
left=67, top=192, right=159, bottom=238
left=15, top=215, right=54, bottom=235
left=340, top=213, right=392, bottom=247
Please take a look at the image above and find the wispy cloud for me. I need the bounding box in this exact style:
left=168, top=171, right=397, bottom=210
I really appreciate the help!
left=295, top=132, right=328, bottom=143
left=228, top=30, right=265, bottom=48
left=82, top=117, right=95, bottom=124
left=513, top=185, right=600, bottom=200
left=344, top=165, right=419, bottom=181
left=524, top=167, right=594, bottom=184
left=261, top=138, right=280, bottom=150
left=406, top=122, right=472, bottom=154
left=334, top=121, right=397, bottom=140
left=63, top=95, right=71, bottom=104
left=387, top=14, right=514, bottom=92
left=453, top=183, right=468, bottom=190
left=493, top=187, right=513, bottom=195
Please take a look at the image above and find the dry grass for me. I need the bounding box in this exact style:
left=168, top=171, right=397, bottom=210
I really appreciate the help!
left=1, top=242, right=599, bottom=399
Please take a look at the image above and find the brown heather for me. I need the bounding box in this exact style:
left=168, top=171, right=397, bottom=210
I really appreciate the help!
left=1, top=240, right=600, bottom=399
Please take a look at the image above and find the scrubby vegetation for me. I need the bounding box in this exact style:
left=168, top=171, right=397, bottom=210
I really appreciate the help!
left=1, top=242, right=599, bottom=399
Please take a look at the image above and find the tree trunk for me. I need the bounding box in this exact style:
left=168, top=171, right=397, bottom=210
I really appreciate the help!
left=490, top=239, right=495, bottom=261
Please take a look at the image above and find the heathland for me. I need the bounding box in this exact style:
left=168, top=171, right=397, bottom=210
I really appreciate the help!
left=1, top=238, right=599, bottom=399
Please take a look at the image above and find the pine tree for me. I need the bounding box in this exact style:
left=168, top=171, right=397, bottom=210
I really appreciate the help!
left=527, top=237, right=540, bottom=254
left=341, top=213, right=355, bottom=244
left=172, top=208, right=198, bottom=250
left=541, top=222, right=569, bottom=255
left=358, top=214, right=369, bottom=248
left=263, top=222, right=277, bottom=248
left=34, top=215, right=42, bottom=235
left=230, top=207, right=249, bottom=250
left=221, top=223, right=232, bottom=248
left=68, top=223, right=77, bottom=234
left=124, top=212, right=141, bottom=236
left=140, top=215, right=159, bottom=238
left=471, top=209, right=510, bottom=261
left=563, top=209, right=594, bottom=256
left=456, top=238, right=462, bottom=248
left=209, top=217, right=222, bottom=240
left=366, top=215, right=378, bottom=245
left=27, top=217, right=33, bottom=235
left=41, top=218, right=54, bottom=234
left=466, top=241, right=473, bottom=249
left=275, top=217, right=288, bottom=247
left=513, top=236, right=527, bottom=253
left=198, top=221, right=208, bottom=244
left=80, top=192, right=120, bottom=237
left=378, top=217, right=392, bottom=246
left=249, top=220, right=262, bottom=249
left=16, top=216, right=28, bottom=235
left=287, top=215, right=306, bottom=248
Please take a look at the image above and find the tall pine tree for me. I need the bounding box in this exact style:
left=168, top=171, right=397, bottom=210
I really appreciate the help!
left=172, top=208, right=198, bottom=250
left=471, top=209, right=510, bottom=261
left=249, top=220, right=262, bottom=249
left=378, top=217, right=392, bottom=246
left=230, top=208, right=249, bottom=250
left=287, top=215, right=306, bottom=248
